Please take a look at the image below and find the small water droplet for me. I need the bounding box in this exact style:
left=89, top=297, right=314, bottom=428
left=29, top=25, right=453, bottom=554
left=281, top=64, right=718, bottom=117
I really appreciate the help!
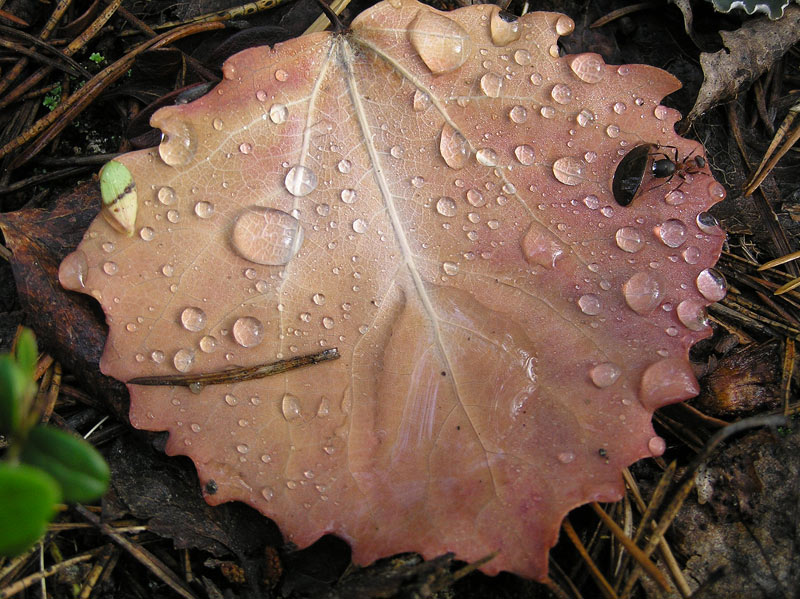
left=181, top=307, right=206, bottom=332
left=442, top=261, right=459, bottom=275
left=615, top=227, right=644, bottom=253
left=708, top=182, right=726, bottom=200
left=555, top=15, right=574, bottom=35
left=173, top=348, right=194, bottom=372
left=232, top=206, right=304, bottom=266
left=157, top=186, right=176, bottom=205
left=138, top=226, right=154, bottom=241
left=557, top=451, right=575, bottom=464
left=156, top=115, right=196, bottom=166
left=648, top=436, right=666, bottom=456
left=412, top=89, right=432, bottom=112
left=337, top=159, right=352, bottom=174
left=212, top=118, right=224, bottom=130
left=439, top=123, right=470, bottom=169
left=606, top=125, right=620, bottom=138
left=569, top=53, right=605, bottom=83
left=522, top=226, right=564, bottom=268
left=322, top=316, right=335, bottom=329
left=696, top=212, right=721, bottom=234
left=390, top=145, right=404, bottom=159
left=475, top=148, right=498, bottom=167
left=316, top=203, right=330, bottom=217
left=677, top=299, right=709, bottom=331
left=352, top=218, right=368, bottom=233
left=576, top=109, right=595, bottom=127
left=167, top=209, right=180, bottom=223
left=590, top=362, right=621, bottom=388
left=656, top=219, right=687, bottom=248
left=552, top=157, right=585, bottom=185
left=613, top=102, right=626, bottom=114
left=269, top=103, right=288, bottom=124
left=274, top=69, right=288, bottom=81
left=514, top=144, right=535, bottom=166
left=550, top=83, right=572, bottom=104
left=193, top=201, right=214, bottom=219
left=239, top=142, right=252, bottom=155
left=409, top=11, right=471, bottom=74
left=312, top=293, right=326, bottom=305
left=282, top=393, right=302, bottom=420
left=696, top=268, right=726, bottom=302
left=664, top=190, right=685, bottom=205
left=199, top=335, right=218, bottom=352
left=509, top=105, right=528, bottom=123
left=284, top=165, right=318, bottom=197
left=232, top=316, right=264, bottom=347
left=480, top=72, right=503, bottom=98
left=59, top=250, right=88, bottom=291
left=540, top=105, right=556, bottom=118
left=578, top=294, right=601, bottom=315
left=103, top=261, right=118, bottom=275
left=466, top=189, right=485, bottom=207
left=411, top=176, right=425, bottom=188
left=682, top=246, right=701, bottom=264
left=514, top=49, right=531, bottom=65
left=654, top=105, right=669, bottom=120
left=435, top=196, right=457, bottom=217
left=623, top=272, right=663, bottom=315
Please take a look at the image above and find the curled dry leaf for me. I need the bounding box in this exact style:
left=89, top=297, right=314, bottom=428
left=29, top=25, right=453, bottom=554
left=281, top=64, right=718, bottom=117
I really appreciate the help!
left=59, top=0, right=727, bottom=579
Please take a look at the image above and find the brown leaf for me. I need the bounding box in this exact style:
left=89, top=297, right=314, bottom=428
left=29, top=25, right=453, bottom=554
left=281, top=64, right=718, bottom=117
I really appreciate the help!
left=60, top=0, right=727, bottom=579
left=686, top=4, right=800, bottom=124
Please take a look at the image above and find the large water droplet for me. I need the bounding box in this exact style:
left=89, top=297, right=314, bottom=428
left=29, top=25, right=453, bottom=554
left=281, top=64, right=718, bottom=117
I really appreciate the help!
left=590, top=363, right=621, bottom=388
left=281, top=393, right=302, bottom=420
left=352, top=218, right=368, bottom=233
left=285, top=165, right=318, bottom=197
left=181, top=307, right=206, bottom=332
left=522, top=226, right=564, bottom=269
left=194, top=201, right=214, bottom=218
left=696, top=268, right=726, bottom=302
left=655, top=219, right=687, bottom=248
left=623, top=272, right=663, bottom=315
left=480, top=72, right=503, bottom=98
left=154, top=112, right=196, bottom=166
left=555, top=15, right=575, bottom=35
left=173, top=348, right=195, bottom=372
left=59, top=250, right=88, bottom=291
left=232, top=206, right=304, bottom=266
left=514, top=144, right=535, bottom=165
left=341, top=189, right=357, bottom=204
left=578, top=294, right=601, bottom=315
left=696, top=212, right=721, bottom=234
left=552, top=157, right=585, bottom=185
left=615, top=227, right=644, bottom=253
left=550, top=83, right=572, bottom=104
left=489, top=9, right=521, bottom=46
left=509, top=105, right=528, bottom=124
left=442, top=261, right=459, bottom=275
left=436, top=197, right=457, bottom=217
left=475, top=148, right=498, bottom=167
left=466, top=189, right=485, bottom=207
left=677, top=299, right=709, bottom=331
left=269, top=104, right=288, bottom=124
left=648, top=436, right=666, bottom=456
left=409, top=11, right=471, bottom=74
left=568, top=53, right=605, bottom=83
left=233, top=316, right=264, bottom=347
left=439, top=123, right=470, bottom=169
left=639, top=358, right=699, bottom=409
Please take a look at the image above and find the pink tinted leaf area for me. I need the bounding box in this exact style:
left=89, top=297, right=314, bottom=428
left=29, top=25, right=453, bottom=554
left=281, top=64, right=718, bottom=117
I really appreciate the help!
left=60, top=0, right=726, bottom=580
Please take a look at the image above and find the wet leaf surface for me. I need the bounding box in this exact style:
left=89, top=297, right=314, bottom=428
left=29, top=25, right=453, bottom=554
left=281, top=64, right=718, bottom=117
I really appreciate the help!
left=62, top=0, right=726, bottom=579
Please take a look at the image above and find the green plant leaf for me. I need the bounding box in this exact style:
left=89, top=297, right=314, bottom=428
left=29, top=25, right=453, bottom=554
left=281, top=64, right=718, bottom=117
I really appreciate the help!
left=0, top=355, right=26, bottom=435
left=0, top=463, right=60, bottom=557
left=21, top=426, right=109, bottom=503
left=14, top=327, right=38, bottom=379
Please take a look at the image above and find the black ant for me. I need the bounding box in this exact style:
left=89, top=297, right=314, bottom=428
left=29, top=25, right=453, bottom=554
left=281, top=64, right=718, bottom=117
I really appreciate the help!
left=612, top=143, right=707, bottom=206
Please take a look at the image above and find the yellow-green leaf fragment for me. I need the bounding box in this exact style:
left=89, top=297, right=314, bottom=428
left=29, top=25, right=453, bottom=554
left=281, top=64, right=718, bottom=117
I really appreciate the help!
left=99, top=160, right=137, bottom=236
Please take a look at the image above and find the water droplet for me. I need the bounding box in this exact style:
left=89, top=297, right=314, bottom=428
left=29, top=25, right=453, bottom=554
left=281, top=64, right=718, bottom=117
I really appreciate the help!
left=213, top=118, right=223, bottom=130
left=244, top=268, right=257, bottom=280
left=480, top=72, right=503, bottom=98
left=173, top=348, right=194, bottom=372
left=336, top=159, right=352, bottom=174
left=59, top=250, right=88, bottom=291
left=514, top=144, right=535, bottom=166
left=557, top=451, right=575, bottom=464
left=282, top=393, right=301, bottom=420
left=555, top=15, right=574, bottom=35
left=261, top=487, right=274, bottom=501
left=578, top=294, right=601, bottom=315
left=236, top=443, right=249, bottom=454
left=606, top=125, right=620, bottom=138
left=151, top=350, right=165, bottom=363
left=576, top=109, right=595, bottom=127
left=465, top=189, right=485, bottom=207
left=412, top=89, right=432, bottom=112
left=664, top=190, right=685, bottom=205
left=540, top=105, right=556, bottom=118
left=161, top=264, right=174, bottom=277
left=269, top=103, right=288, bottom=124
left=192, top=201, right=214, bottom=219
left=655, top=219, right=687, bottom=248
left=321, top=316, right=335, bottom=329
left=590, top=362, right=621, bottom=388
left=390, top=145, right=404, bottom=159
left=509, top=105, right=528, bottom=123
left=312, top=293, right=326, bottom=305
left=155, top=114, right=196, bottom=166
left=682, top=246, right=701, bottom=264
left=102, top=241, right=114, bottom=253
left=677, top=299, right=709, bottom=331
left=696, top=212, right=721, bottom=234
left=475, top=148, right=498, bottom=167
left=139, top=226, right=154, bottom=241
left=274, top=69, right=288, bottom=81
left=233, top=316, right=264, bottom=347
left=436, top=196, right=457, bottom=217
left=489, top=9, right=521, bottom=45
left=615, top=227, right=644, bottom=253
left=199, top=335, right=218, bottom=352
left=411, top=176, right=425, bottom=188
left=103, top=261, right=118, bottom=275
left=623, top=272, right=663, bottom=315
left=316, top=203, right=330, bottom=217
left=167, top=209, right=180, bottom=223
left=613, top=102, right=626, bottom=114
left=442, top=261, right=459, bottom=275
left=238, top=142, right=252, bottom=155
left=708, top=182, right=726, bottom=199
left=696, top=268, right=726, bottom=302
left=285, top=165, right=318, bottom=197
left=409, top=11, right=471, bottom=74
left=552, top=157, right=585, bottom=185
left=569, top=53, right=605, bottom=83
left=550, top=83, right=572, bottom=104
left=583, top=195, right=599, bottom=209
left=180, top=307, right=206, bottom=332
left=639, top=358, right=699, bottom=409
left=514, top=49, right=531, bottom=65
left=522, top=226, right=564, bottom=268
left=232, top=206, right=304, bottom=266
left=648, top=436, right=666, bottom=456
left=157, top=186, right=176, bottom=206
left=654, top=105, right=669, bottom=120
left=352, top=218, right=368, bottom=233
left=439, top=123, right=470, bottom=169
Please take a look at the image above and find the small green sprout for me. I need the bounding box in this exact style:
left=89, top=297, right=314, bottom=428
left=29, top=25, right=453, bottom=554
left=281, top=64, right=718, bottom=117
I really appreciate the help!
left=89, top=52, right=105, bottom=64
left=0, top=328, right=110, bottom=557
left=42, top=84, right=62, bottom=111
